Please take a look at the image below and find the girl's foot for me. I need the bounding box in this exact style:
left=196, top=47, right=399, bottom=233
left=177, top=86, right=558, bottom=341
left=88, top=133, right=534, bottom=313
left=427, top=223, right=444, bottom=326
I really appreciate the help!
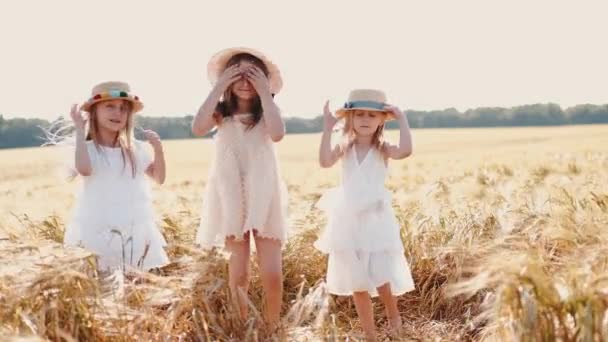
left=388, top=315, right=403, bottom=338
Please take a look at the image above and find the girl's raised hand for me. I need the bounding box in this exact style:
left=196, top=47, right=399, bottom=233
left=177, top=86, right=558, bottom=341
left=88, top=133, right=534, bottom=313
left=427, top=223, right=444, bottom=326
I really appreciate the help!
left=143, top=129, right=163, bottom=151
left=70, top=104, right=86, bottom=132
left=323, top=100, right=338, bottom=130
left=246, top=66, right=271, bottom=96
left=383, top=105, right=405, bottom=120
left=216, top=64, right=243, bottom=91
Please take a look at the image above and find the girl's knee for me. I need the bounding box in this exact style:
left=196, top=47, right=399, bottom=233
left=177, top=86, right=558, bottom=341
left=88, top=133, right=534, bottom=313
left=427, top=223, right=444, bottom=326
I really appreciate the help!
left=353, top=290, right=371, bottom=298
left=377, top=282, right=392, bottom=293
left=226, top=236, right=250, bottom=252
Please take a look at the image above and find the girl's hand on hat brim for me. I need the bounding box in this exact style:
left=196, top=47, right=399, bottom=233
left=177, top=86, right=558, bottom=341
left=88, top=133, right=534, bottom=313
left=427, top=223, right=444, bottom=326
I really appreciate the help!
left=383, top=105, right=405, bottom=119
left=70, top=104, right=86, bottom=132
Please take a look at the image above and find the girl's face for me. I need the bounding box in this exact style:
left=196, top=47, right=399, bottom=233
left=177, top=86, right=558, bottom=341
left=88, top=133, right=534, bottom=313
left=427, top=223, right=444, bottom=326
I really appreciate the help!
left=95, top=99, right=132, bottom=133
left=352, top=110, right=386, bottom=137
left=230, top=60, right=258, bottom=101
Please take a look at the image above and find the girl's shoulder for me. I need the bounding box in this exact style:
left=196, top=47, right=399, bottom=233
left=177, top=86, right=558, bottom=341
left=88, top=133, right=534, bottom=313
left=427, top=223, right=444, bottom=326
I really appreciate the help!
left=377, top=142, right=392, bottom=166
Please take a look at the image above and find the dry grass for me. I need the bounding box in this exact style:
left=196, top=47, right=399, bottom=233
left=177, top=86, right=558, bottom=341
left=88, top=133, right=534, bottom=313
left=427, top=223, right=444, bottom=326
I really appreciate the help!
left=1, top=125, right=608, bottom=341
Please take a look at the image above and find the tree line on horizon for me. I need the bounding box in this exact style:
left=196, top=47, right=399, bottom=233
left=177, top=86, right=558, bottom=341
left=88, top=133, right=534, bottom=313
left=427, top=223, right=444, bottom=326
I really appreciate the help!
left=0, top=102, right=607, bottom=149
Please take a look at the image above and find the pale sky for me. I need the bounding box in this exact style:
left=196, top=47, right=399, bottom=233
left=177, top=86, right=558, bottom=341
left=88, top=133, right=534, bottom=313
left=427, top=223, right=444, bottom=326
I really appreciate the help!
left=1, top=0, right=606, bottom=119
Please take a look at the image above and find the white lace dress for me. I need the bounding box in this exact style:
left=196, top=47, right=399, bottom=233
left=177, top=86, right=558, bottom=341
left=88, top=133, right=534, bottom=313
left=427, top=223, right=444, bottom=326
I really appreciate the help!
left=196, top=114, right=289, bottom=248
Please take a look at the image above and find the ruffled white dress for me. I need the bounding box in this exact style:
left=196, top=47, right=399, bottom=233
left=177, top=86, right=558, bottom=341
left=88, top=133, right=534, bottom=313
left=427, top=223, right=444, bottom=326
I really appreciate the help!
left=315, top=147, right=415, bottom=297
left=64, top=140, right=169, bottom=271
left=196, top=114, right=289, bottom=248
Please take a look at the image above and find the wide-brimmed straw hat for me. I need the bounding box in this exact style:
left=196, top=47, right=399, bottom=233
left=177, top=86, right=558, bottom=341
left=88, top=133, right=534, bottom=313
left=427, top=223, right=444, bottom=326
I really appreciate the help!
left=335, top=89, right=395, bottom=120
left=207, top=47, right=283, bottom=94
left=80, top=81, right=143, bottom=113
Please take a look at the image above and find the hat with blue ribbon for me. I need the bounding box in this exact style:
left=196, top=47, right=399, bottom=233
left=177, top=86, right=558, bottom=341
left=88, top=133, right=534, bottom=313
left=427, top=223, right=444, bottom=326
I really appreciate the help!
left=336, top=89, right=394, bottom=120
left=81, top=81, right=143, bottom=113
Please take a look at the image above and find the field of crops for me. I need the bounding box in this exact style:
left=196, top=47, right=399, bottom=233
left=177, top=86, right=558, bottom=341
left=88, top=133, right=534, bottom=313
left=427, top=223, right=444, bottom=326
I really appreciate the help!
left=1, top=125, right=608, bottom=341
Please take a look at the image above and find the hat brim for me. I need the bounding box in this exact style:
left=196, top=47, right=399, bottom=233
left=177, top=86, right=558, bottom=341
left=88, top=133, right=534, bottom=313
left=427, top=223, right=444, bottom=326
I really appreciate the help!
left=335, top=107, right=396, bottom=121
left=207, top=47, right=283, bottom=94
left=81, top=98, right=144, bottom=114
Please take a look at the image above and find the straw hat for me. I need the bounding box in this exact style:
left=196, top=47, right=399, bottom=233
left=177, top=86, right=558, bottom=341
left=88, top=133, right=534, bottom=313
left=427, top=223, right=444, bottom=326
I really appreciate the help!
left=207, top=47, right=283, bottom=94
left=335, top=89, right=394, bottom=120
left=81, top=81, right=143, bottom=113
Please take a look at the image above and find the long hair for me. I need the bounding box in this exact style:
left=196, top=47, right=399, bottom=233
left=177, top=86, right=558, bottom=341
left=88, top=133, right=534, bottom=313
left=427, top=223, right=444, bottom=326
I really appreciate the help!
left=87, top=100, right=137, bottom=177
left=341, top=110, right=387, bottom=154
left=214, top=53, right=270, bottom=129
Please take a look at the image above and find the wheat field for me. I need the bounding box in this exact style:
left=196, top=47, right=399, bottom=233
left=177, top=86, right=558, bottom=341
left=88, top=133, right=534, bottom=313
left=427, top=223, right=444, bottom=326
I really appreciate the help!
left=1, top=124, right=608, bottom=341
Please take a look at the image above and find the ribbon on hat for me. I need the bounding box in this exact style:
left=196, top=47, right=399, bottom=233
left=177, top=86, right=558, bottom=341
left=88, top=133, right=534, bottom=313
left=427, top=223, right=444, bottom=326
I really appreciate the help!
left=343, top=100, right=385, bottom=110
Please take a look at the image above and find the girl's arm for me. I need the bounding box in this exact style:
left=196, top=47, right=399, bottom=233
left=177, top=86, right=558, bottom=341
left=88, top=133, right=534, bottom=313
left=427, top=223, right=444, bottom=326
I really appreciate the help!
left=144, top=130, right=166, bottom=185
left=247, top=66, right=285, bottom=142
left=319, top=101, right=342, bottom=168
left=71, top=104, right=92, bottom=176
left=192, top=65, right=242, bottom=137
left=383, top=105, right=413, bottom=160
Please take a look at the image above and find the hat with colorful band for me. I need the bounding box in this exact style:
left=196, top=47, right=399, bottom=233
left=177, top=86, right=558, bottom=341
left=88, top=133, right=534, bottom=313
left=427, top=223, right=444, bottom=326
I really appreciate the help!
left=81, top=81, right=143, bottom=113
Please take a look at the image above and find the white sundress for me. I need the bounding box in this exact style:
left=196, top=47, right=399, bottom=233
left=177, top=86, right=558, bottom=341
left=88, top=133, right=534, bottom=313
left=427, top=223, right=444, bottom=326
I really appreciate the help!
left=315, top=146, right=415, bottom=297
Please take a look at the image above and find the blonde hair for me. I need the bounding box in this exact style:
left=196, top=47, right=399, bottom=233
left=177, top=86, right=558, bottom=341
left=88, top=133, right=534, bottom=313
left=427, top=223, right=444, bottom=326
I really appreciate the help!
left=341, top=110, right=388, bottom=155
left=87, top=100, right=137, bottom=177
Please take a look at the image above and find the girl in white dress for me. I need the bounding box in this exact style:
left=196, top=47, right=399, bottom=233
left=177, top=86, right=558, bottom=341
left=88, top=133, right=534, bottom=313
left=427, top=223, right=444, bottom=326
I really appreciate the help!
left=317, top=89, right=415, bottom=341
left=63, top=81, right=169, bottom=272
left=192, top=47, right=288, bottom=325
